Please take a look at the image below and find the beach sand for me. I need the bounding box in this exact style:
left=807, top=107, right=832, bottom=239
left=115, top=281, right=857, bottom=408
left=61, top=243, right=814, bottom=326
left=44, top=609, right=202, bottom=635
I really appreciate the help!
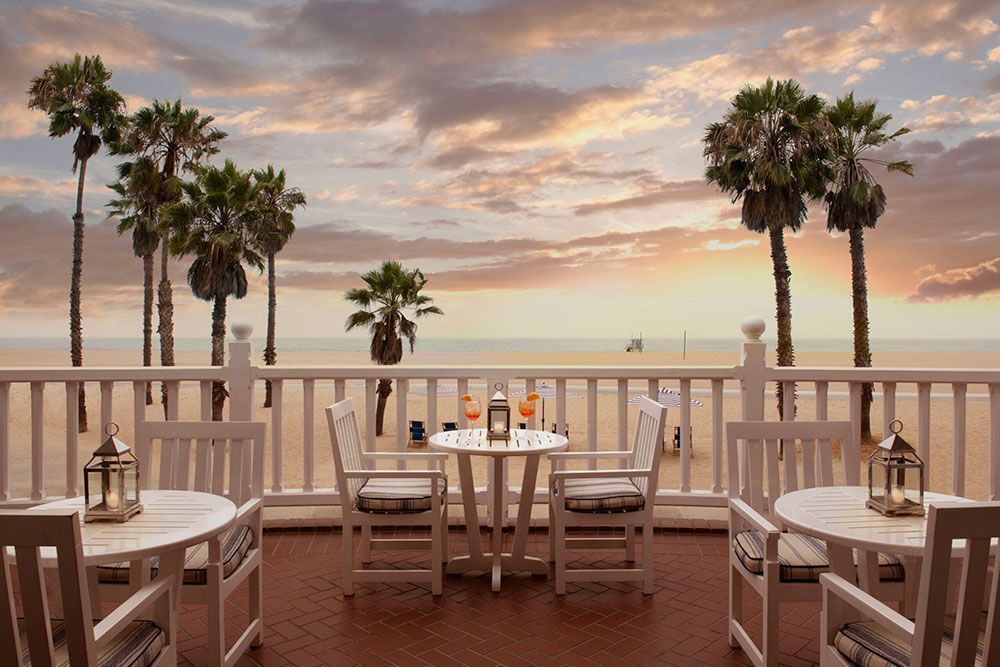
left=2, top=346, right=997, bottom=521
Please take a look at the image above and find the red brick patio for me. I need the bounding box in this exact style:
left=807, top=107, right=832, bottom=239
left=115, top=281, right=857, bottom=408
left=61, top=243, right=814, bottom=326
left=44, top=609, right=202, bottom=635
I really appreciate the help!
left=179, top=526, right=823, bottom=667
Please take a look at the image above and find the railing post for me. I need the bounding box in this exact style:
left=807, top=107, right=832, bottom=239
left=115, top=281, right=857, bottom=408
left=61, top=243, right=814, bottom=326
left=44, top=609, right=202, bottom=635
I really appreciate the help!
left=740, top=316, right=766, bottom=422
left=228, top=323, right=254, bottom=422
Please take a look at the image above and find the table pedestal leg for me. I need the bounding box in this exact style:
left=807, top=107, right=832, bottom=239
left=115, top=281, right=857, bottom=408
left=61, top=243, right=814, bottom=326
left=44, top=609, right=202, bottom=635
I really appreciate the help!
left=446, top=454, right=548, bottom=591
left=157, top=548, right=186, bottom=621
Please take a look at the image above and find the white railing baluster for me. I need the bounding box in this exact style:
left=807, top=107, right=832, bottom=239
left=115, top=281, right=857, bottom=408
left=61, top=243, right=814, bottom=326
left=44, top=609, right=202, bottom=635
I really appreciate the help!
left=100, top=381, right=113, bottom=433
left=711, top=379, right=723, bottom=493
left=586, top=379, right=597, bottom=469
left=617, top=379, right=628, bottom=460
left=427, top=379, right=437, bottom=436
left=303, top=378, right=315, bottom=492
left=526, top=379, right=537, bottom=431
left=917, top=383, right=931, bottom=487
left=457, top=378, right=469, bottom=429
left=556, top=378, right=566, bottom=437
left=30, top=382, right=44, bottom=500
left=166, top=381, right=179, bottom=421
left=334, top=378, right=345, bottom=402
left=680, top=379, right=692, bottom=492
left=66, top=382, right=80, bottom=498
left=849, top=381, right=862, bottom=453
left=0, top=382, right=9, bottom=501
left=882, top=382, right=896, bottom=437
left=271, top=379, right=283, bottom=493
left=396, top=378, right=408, bottom=469
left=990, top=384, right=1000, bottom=501
left=365, top=378, right=377, bottom=449
left=782, top=380, right=795, bottom=421
left=815, top=381, right=829, bottom=420
left=952, top=383, right=967, bottom=497
left=199, top=381, right=212, bottom=420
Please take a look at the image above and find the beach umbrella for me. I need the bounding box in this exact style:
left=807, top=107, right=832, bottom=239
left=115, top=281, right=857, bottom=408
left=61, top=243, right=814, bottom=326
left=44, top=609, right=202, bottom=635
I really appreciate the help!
left=628, top=388, right=703, bottom=408
left=510, top=383, right=580, bottom=426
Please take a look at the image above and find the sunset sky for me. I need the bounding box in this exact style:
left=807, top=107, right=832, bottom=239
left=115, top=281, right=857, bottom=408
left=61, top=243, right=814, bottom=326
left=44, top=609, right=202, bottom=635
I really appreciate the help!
left=0, top=0, right=998, bottom=342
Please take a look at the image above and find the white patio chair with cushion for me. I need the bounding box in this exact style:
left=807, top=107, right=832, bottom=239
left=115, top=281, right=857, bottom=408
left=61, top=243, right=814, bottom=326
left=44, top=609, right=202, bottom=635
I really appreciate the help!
left=97, top=421, right=266, bottom=667
left=1, top=508, right=177, bottom=667
left=727, top=420, right=905, bottom=667
left=326, top=398, right=448, bottom=596
left=548, top=396, right=667, bottom=595
left=821, top=502, right=1000, bottom=666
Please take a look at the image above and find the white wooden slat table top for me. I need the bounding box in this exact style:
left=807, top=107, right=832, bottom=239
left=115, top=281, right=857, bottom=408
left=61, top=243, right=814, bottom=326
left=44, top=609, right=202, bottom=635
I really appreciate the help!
left=23, top=489, right=236, bottom=565
left=773, top=486, right=976, bottom=557
left=429, top=429, right=568, bottom=457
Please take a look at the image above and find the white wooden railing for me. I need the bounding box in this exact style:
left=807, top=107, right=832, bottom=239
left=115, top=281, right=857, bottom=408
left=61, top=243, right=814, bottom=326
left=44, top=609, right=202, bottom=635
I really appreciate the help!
left=1, top=316, right=998, bottom=518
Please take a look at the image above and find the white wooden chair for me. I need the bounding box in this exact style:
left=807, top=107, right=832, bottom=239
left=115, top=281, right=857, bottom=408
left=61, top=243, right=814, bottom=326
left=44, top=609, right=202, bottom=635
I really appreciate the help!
left=326, top=398, right=448, bottom=596
left=548, top=396, right=667, bottom=595
left=98, top=420, right=266, bottom=667
left=1, top=509, right=177, bottom=667
left=821, top=502, right=1000, bottom=666
left=727, top=420, right=905, bottom=667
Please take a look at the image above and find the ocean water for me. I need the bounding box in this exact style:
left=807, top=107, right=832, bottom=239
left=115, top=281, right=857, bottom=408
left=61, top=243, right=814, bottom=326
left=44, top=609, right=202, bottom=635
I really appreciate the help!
left=1, top=336, right=997, bottom=354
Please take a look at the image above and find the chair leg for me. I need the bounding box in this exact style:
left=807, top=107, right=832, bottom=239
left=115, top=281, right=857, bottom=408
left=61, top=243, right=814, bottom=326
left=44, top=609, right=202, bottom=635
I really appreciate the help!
left=440, top=503, right=449, bottom=564
left=548, top=501, right=556, bottom=562
left=762, top=568, right=780, bottom=667
left=641, top=522, right=654, bottom=594
left=431, top=511, right=443, bottom=596
left=342, top=518, right=355, bottom=596
left=729, top=561, right=742, bottom=648
left=554, top=509, right=567, bottom=595
left=208, top=569, right=225, bottom=667
left=361, top=524, right=372, bottom=564
left=625, top=524, right=636, bottom=563
left=249, top=554, right=264, bottom=648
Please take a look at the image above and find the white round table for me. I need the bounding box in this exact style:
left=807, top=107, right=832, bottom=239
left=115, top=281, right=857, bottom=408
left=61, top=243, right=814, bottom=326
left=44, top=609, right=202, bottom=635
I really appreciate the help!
left=29, top=490, right=236, bottom=616
left=429, top=428, right=568, bottom=591
left=773, top=485, right=975, bottom=614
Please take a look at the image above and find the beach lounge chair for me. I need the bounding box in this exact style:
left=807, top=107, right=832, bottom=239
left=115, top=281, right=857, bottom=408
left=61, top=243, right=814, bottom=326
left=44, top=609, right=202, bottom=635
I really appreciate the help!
left=442, top=421, right=458, bottom=431
left=551, top=422, right=569, bottom=437
left=409, top=420, right=427, bottom=447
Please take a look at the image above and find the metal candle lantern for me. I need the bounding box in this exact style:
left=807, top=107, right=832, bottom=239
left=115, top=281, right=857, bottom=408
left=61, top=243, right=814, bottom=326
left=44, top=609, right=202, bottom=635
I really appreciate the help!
left=487, top=385, right=511, bottom=443
left=866, top=420, right=925, bottom=517
left=84, top=423, right=143, bottom=523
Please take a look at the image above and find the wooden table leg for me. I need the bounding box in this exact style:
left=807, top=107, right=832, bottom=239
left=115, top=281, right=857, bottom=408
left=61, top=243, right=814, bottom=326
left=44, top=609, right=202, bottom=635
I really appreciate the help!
left=491, top=458, right=504, bottom=592
left=828, top=542, right=856, bottom=585
left=511, top=455, right=539, bottom=563
left=156, top=549, right=186, bottom=622
left=904, top=556, right=921, bottom=617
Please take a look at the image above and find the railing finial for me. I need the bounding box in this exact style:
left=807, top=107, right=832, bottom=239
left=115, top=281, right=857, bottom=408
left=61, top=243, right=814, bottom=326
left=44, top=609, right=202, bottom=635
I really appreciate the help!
left=231, top=322, right=253, bottom=341
left=740, top=316, right=765, bottom=341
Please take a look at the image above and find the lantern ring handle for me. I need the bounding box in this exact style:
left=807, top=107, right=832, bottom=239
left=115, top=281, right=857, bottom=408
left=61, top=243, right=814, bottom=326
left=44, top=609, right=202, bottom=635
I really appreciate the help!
left=105, top=422, right=120, bottom=437
left=889, top=419, right=903, bottom=435
left=494, top=382, right=504, bottom=392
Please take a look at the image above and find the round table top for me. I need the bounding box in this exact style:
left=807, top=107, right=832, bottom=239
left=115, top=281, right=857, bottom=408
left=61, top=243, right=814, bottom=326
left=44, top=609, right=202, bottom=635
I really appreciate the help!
left=773, top=486, right=976, bottom=557
left=26, top=489, right=236, bottom=566
left=429, top=428, right=568, bottom=457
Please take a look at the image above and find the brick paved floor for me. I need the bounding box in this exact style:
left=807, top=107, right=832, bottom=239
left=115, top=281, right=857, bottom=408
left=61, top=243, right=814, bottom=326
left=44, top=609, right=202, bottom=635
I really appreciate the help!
left=178, top=526, right=824, bottom=667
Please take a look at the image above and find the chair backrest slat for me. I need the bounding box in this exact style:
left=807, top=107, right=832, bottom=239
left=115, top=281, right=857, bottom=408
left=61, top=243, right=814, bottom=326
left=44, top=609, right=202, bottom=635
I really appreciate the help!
left=726, top=421, right=853, bottom=516
left=629, top=397, right=667, bottom=495
left=135, top=421, right=266, bottom=507
left=326, top=398, right=367, bottom=500
left=912, top=503, right=1000, bottom=667
left=0, top=510, right=96, bottom=667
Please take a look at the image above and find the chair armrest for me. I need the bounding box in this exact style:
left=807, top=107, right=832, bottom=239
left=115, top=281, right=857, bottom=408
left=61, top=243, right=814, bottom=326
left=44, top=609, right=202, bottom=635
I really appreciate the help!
left=820, top=573, right=915, bottom=638
left=235, top=497, right=263, bottom=524
left=93, top=574, right=174, bottom=646
left=344, top=470, right=446, bottom=480
left=550, top=469, right=652, bottom=480
left=729, top=498, right=779, bottom=536
left=364, top=452, right=448, bottom=460
left=548, top=451, right=632, bottom=459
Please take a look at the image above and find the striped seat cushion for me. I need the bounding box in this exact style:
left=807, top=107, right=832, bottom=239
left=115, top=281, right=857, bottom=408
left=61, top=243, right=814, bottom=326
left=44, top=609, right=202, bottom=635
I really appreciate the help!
left=97, top=524, right=254, bottom=586
left=560, top=477, right=645, bottom=513
left=18, top=618, right=163, bottom=667
left=732, top=531, right=906, bottom=583
left=834, top=613, right=987, bottom=666
left=355, top=478, right=446, bottom=514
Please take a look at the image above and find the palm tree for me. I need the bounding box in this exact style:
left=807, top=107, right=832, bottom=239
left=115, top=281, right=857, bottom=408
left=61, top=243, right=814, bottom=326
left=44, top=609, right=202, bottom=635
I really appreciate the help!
left=165, top=160, right=263, bottom=420
left=825, top=93, right=912, bottom=441
left=27, top=54, right=125, bottom=433
left=112, top=100, right=226, bottom=416
left=703, top=78, right=831, bottom=418
left=108, top=157, right=172, bottom=404
left=252, top=165, right=307, bottom=408
left=344, top=261, right=444, bottom=435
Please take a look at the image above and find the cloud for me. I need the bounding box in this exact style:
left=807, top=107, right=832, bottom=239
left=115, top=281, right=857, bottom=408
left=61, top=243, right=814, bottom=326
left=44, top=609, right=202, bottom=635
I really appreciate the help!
left=0, top=173, right=77, bottom=199
left=907, top=257, right=1000, bottom=301
left=700, top=239, right=760, bottom=252
left=868, top=1, right=998, bottom=57
left=900, top=93, right=1000, bottom=130
left=574, top=179, right=715, bottom=216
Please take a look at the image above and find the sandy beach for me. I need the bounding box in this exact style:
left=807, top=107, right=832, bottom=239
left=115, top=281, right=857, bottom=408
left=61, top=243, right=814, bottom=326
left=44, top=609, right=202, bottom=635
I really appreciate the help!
left=2, top=345, right=998, bottom=515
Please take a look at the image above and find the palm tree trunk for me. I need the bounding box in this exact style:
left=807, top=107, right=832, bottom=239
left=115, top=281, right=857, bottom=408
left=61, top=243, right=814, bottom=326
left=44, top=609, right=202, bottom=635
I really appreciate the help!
left=71, top=157, right=88, bottom=433
left=849, top=225, right=874, bottom=441
left=769, top=224, right=795, bottom=420
left=263, top=251, right=277, bottom=408
left=211, top=295, right=228, bottom=421
left=157, top=238, right=175, bottom=419
left=142, top=251, right=154, bottom=405
left=375, top=378, right=392, bottom=436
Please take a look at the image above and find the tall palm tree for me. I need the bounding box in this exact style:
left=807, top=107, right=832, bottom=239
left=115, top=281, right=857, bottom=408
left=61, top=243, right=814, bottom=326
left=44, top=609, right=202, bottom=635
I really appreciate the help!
left=344, top=261, right=444, bottom=435
left=825, top=93, right=912, bottom=441
left=108, top=156, right=173, bottom=404
left=27, top=54, right=125, bottom=433
left=165, top=160, right=263, bottom=420
left=252, top=165, right=307, bottom=408
left=703, top=78, right=831, bottom=418
left=113, top=100, right=226, bottom=416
